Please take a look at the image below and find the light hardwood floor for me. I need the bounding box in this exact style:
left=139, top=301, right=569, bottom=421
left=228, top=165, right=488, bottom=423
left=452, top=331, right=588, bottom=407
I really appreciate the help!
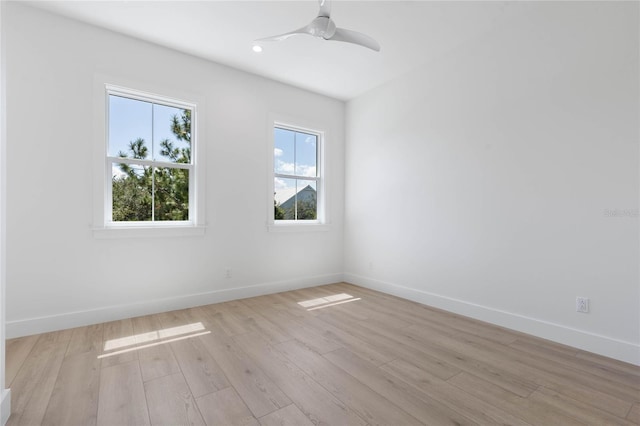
left=5, top=283, right=640, bottom=425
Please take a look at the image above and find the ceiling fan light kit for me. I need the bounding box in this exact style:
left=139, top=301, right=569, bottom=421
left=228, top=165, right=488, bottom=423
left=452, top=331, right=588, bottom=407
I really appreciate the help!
left=256, top=0, right=381, bottom=52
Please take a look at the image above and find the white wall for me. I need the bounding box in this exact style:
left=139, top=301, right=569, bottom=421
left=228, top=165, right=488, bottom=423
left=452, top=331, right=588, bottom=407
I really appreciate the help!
left=345, top=1, right=639, bottom=365
left=4, top=3, right=344, bottom=336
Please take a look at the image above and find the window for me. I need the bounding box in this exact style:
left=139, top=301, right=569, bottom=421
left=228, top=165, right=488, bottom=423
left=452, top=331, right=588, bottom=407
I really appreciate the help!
left=106, top=87, right=196, bottom=225
left=273, top=125, right=322, bottom=223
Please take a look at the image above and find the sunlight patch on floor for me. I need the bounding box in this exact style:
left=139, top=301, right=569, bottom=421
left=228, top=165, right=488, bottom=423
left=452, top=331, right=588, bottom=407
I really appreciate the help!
left=297, top=293, right=361, bottom=311
left=306, top=297, right=361, bottom=311
left=104, top=322, right=206, bottom=351
left=98, top=330, right=211, bottom=359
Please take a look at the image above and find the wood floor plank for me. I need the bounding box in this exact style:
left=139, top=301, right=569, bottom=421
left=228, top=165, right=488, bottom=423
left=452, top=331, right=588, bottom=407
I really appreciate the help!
left=333, top=297, right=414, bottom=329
left=4, top=335, right=39, bottom=388
left=97, top=360, right=150, bottom=426
left=131, top=314, right=181, bottom=382
left=352, top=314, right=538, bottom=396
left=446, top=371, right=588, bottom=426
left=224, top=300, right=292, bottom=344
left=196, top=387, right=258, bottom=426
left=198, top=330, right=291, bottom=418
left=628, top=403, right=640, bottom=422
left=66, top=323, right=104, bottom=356
left=33, top=328, right=74, bottom=344
left=6, top=339, right=68, bottom=426
left=102, top=317, right=135, bottom=342
left=265, top=291, right=309, bottom=311
left=289, top=286, right=339, bottom=299
left=397, top=323, right=540, bottom=397
left=449, top=373, right=633, bottom=426
left=406, top=322, right=637, bottom=416
left=509, top=338, right=640, bottom=391
left=425, top=324, right=640, bottom=405
left=101, top=318, right=138, bottom=368
left=334, top=301, right=411, bottom=329
left=245, top=305, right=342, bottom=354
left=323, top=347, right=478, bottom=426
left=144, top=372, right=205, bottom=426
left=258, top=404, right=315, bottom=426
left=211, top=303, right=256, bottom=336
left=530, top=386, right=638, bottom=426
left=42, top=351, right=100, bottom=426
left=331, top=283, right=521, bottom=345
left=576, top=350, right=640, bottom=378
left=318, top=310, right=462, bottom=381
left=381, top=360, right=538, bottom=425
left=170, top=335, right=230, bottom=398
left=240, top=293, right=282, bottom=308
left=276, top=339, right=424, bottom=426
left=156, top=308, right=199, bottom=329
left=475, top=331, right=631, bottom=413
left=299, top=314, right=395, bottom=366
left=136, top=341, right=181, bottom=383
left=233, top=332, right=367, bottom=426
left=509, top=337, right=580, bottom=358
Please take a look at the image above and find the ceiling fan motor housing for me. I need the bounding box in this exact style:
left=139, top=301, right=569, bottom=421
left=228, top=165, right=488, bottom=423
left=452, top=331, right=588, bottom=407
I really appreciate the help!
left=310, top=16, right=337, bottom=39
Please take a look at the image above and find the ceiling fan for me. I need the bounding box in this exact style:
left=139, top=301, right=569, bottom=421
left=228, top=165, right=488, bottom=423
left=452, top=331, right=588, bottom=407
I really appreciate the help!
left=255, top=0, right=381, bottom=52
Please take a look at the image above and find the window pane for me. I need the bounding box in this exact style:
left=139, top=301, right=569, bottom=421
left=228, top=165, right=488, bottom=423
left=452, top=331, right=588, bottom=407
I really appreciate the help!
left=109, top=95, right=152, bottom=159
left=294, top=180, right=317, bottom=220
left=153, top=104, right=192, bottom=164
left=295, top=131, right=317, bottom=177
left=274, top=178, right=317, bottom=221
left=274, top=127, right=294, bottom=175
left=112, top=163, right=152, bottom=221
left=154, top=167, right=189, bottom=221
left=274, top=177, right=296, bottom=220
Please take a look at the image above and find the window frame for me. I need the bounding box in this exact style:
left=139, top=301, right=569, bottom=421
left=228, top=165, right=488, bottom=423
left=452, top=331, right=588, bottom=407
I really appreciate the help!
left=93, top=80, right=205, bottom=238
left=268, top=120, right=327, bottom=230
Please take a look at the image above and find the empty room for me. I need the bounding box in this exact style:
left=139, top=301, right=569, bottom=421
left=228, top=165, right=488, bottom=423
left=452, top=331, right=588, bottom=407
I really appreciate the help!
left=0, top=0, right=638, bottom=425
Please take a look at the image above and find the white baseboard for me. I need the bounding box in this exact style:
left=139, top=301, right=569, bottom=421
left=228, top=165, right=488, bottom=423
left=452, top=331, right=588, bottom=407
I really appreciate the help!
left=6, top=273, right=343, bottom=338
left=344, top=273, right=640, bottom=366
left=1, top=389, right=10, bottom=426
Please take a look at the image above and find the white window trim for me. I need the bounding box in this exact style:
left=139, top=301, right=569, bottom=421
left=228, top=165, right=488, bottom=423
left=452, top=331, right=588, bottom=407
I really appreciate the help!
left=93, top=76, right=206, bottom=238
left=267, top=115, right=329, bottom=232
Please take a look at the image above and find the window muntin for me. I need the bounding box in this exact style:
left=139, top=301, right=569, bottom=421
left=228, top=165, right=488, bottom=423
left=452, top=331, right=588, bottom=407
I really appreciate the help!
left=106, top=89, right=195, bottom=224
left=273, top=126, right=320, bottom=222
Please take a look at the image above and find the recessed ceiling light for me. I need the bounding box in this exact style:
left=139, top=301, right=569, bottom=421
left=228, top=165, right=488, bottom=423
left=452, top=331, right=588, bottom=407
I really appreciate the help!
left=252, top=45, right=263, bottom=53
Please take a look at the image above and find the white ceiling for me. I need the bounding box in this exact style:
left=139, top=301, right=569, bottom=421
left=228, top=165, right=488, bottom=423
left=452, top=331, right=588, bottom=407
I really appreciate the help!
left=24, top=0, right=524, bottom=101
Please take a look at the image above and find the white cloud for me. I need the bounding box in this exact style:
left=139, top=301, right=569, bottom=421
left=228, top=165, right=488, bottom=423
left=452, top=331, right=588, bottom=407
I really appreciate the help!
left=275, top=159, right=294, bottom=174
left=298, top=165, right=316, bottom=177
left=274, top=177, right=288, bottom=189
left=274, top=147, right=283, bottom=157
left=275, top=160, right=316, bottom=177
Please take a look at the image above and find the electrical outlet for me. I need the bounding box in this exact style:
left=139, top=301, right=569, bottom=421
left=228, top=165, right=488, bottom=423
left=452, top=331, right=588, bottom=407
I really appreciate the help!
left=225, top=268, right=232, bottom=279
left=576, top=297, right=589, bottom=313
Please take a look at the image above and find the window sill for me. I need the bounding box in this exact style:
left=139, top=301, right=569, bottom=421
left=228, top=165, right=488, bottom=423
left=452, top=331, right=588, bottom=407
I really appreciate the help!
left=267, top=222, right=330, bottom=233
left=93, top=225, right=206, bottom=239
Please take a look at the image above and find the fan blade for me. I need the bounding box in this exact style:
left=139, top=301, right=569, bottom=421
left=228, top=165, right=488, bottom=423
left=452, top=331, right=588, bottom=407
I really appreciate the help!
left=255, top=25, right=313, bottom=42
left=329, top=27, right=380, bottom=51
left=318, top=0, right=331, bottom=18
